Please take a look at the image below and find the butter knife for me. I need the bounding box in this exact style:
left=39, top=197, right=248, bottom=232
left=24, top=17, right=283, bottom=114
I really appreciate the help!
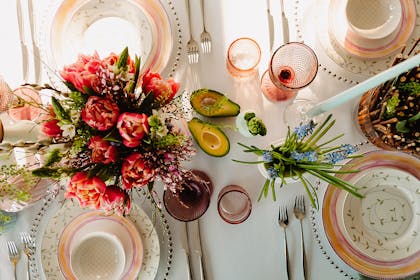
left=195, top=219, right=206, bottom=280
left=28, top=0, right=41, bottom=83
left=266, top=0, right=274, bottom=52
left=184, top=222, right=193, bottom=280
left=280, top=0, right=290, bottom=44
left=16, top=0, right=29, bottom=82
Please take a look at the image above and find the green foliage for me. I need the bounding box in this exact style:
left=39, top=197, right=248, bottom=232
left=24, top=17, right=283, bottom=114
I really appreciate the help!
left=398, top=81, right=420, bottom=96
left=0, top=164, right=38, bottom=203
left=384, top=95, right=400, bottom=119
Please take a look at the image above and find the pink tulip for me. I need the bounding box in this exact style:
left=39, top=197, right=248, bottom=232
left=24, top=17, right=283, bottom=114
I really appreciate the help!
left=82, top=96, right=120, bottom=131
left=117, top=112, right=149, bottom=148
left=121, top=153, right=154, bottom=189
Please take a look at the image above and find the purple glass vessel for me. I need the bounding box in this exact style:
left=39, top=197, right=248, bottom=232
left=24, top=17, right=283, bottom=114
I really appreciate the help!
left=163, top=170, right=213, bottom=222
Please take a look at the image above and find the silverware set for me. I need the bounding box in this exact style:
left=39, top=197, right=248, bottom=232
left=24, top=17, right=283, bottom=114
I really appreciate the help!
left=185, top=0, right=212, bottom=64
left=278, top=195, right=307, bottom=280
left=184, top=220, right=206, bottom=280
left=6, top=232, right=33, bottom=280
left=16, top=0, right=41, bottom=83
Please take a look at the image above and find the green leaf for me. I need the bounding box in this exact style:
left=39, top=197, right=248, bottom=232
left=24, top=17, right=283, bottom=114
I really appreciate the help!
left=117, top=47, right=129, bottom=70
left=396, top=120, right=410, bottom=133
left=51, top=97, right=71, bottom=123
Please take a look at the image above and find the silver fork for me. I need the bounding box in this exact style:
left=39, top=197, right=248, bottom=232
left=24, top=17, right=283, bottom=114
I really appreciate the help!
left=278, top=206, right=290, bottom=280
left=294, top=195, right=307, bottom=280
left=185, top=0, right=199, bottom=64
left=21, top=232, right=33, bottom=280
left=199, top=0, right=212, bottom=54
left=7, top=241, right=20, bottom=280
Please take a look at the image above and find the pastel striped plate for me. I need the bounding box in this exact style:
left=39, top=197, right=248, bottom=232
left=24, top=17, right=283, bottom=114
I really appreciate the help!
left=323, top=150, right=420, bottom=279
left=328, top=0, right=416, bottom=59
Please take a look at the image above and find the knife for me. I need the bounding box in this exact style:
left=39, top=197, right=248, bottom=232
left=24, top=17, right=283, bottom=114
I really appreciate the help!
left=195, top=219, right=206, bottom=280
left=280, top=0, right=290, bottom=44
left=266, top=0, right=274, bottom=52
left=16, top=0, right=29, bottom=82
left=184, top=222, right=194, bottom=280
left=28, top=0, right=41, bottom=83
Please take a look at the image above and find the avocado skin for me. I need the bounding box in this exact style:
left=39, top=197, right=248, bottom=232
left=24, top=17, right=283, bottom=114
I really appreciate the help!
left=187, top=117, right=230, bottom=157
left=190, top=89, right=240, bottom=117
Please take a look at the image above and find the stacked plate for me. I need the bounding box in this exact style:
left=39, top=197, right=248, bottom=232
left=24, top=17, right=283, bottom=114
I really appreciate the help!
left=322, top=150, right=420, bottom=279
left=41, top=200, right=160, bottom=280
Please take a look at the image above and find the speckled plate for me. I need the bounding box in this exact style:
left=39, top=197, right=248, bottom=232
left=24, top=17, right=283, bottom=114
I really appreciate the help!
left=40, top=200, right=160, bottom=280
left=323, top=150, right=420, bottom=279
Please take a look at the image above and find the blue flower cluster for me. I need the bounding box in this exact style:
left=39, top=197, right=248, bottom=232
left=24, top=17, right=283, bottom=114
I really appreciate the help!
left=324, top=144, right=358, bottom=164
left=262, top=150, right=273, bottom=162
left=294, top=120, right=315, bottom=140
left=267, top=166, right=278, bottom=178
left=291, top=150, right=318, bottom=162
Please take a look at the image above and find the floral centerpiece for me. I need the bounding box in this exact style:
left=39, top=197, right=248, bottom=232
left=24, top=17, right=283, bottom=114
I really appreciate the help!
left=234, top=114, right=363, bottom=209
left=29, top=47, right=195, bottom=214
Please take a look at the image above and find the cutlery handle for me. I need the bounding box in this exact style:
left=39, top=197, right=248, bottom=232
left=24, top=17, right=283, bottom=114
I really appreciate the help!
left=26, top=254, right=31, bottom=280
left=13, top=263, right=17, bottom=280
left=300, top=221, right=307, bottom=280
left=198, top=254, right=205, bottom=280
left=283, top=228, right=290, bottom=280
left=281, top=14, right=289, bottom=44
left=185, top=250, right=194, bottom=280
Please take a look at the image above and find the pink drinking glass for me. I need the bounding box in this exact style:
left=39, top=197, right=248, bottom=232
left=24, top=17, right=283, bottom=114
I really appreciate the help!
left=261, top=42, right=319, bottom=127
left=226, top=38, right=261, bottom=78
left=163, top=170, right=213, bottom=222
left=8, top=87, right=43, bottom=121
left=217, top=185, right=252, bottom=224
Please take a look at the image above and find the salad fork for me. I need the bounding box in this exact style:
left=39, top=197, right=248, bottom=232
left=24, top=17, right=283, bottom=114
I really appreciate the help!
left=294, top=195, right=307, bottom=279
left=278, top=206, right=290, bottom=280
left=199, top=0, right=212, bottom=54
left=21, top=232, right=33, bottom=279
left=7, top=241, right=20, bottom=280
left=185, top=0, right=199, bottom=64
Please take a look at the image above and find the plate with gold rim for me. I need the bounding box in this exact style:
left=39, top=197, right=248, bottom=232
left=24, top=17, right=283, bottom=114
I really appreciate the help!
left=323, top=150, right=420, bottom=279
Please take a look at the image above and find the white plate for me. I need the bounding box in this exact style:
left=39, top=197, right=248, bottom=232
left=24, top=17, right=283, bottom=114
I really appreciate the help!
left=41, top=200, right=160, bottom=280
left=323, top=150, right=420, bottom=279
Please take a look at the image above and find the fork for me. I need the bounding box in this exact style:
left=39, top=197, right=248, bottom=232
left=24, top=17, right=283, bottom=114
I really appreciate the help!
left=294, top=195, right=307, bottom=280
left=199, top=0, right=212, bottom=54
left=185, top=0, right=199, bottom=63
left=21, top=232, right=33, bottom=280
left=7, top=241, right=20, bottom=280
left=278, top=206, right=290, bottom=280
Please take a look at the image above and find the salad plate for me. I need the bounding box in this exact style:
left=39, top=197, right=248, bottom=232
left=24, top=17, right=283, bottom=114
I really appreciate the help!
left=39, top=199, right=160, bottom=280
left=57, top=210, right=144, bottom=280
left=328, top=0, right=416, bottom=59
left=323, top=150, right=420, bottom=279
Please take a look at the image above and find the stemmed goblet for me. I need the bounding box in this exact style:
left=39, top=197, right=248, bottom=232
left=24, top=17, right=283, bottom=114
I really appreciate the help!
left=260, top=42, right=319, bottom=127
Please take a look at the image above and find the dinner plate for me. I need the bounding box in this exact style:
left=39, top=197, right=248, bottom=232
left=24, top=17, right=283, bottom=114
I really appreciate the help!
left=328, top=0, right=416, bottom=59
left=41, top=200, right=160, bottom=280
left=323, top=150, right=420, bottom=279
left=38, top=0, right=182, bottom=89
left=57, top=211, right=143, bottom=280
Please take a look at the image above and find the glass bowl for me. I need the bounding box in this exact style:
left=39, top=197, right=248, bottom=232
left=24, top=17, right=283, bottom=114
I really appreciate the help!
left=357, top=64, right=419, bottom=158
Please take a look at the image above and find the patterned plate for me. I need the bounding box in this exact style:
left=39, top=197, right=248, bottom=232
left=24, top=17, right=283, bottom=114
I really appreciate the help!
left=57, top=211, right=144, bottom=280
left=40, top=200, right=160, bottom=280
left=37, top=0, right=182, bottom=89
left=323, top=150, right=420, bottom=279
left=328, top=0, right=416, bottom=59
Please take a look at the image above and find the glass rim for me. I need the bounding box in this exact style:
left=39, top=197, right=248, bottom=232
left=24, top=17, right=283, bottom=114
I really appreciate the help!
left=268, top=42, right=319, bottom=90
left=217, top=184, right=252, bottom=224
left=227, top=37, right=262, bottom=72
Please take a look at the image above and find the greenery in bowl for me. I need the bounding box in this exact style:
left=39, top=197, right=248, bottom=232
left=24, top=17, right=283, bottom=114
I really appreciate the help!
left=233, top=114, right=363, bottom=209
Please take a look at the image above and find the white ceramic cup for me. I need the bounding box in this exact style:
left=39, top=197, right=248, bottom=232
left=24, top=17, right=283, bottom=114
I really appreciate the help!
left=345, top=0, right=402, bottom=39
left=70, top=232, right=126, bottom=280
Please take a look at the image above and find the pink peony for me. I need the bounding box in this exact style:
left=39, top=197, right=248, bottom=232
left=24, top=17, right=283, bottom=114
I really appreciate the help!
left=142, top=70, right=179, bottom=105
left=121, top=153, right=154, bottom=189
left=117, top=112, right=149, bottom=148
left=65, top=172, right=106, bottom=209
left=41, top=119, right=62, bottom=138
left=88, top=136, right=117, bottom=164
left=82, top=96, right=120, bottom=131
left=60, top=53, right=102, bottom=93
left=101, top=185, right=131, bottom=215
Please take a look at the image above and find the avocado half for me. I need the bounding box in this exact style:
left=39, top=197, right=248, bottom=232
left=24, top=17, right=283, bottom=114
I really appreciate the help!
left=190, top=89, right=240, bottom=117
left=187, top=117, right=230, bottom=157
